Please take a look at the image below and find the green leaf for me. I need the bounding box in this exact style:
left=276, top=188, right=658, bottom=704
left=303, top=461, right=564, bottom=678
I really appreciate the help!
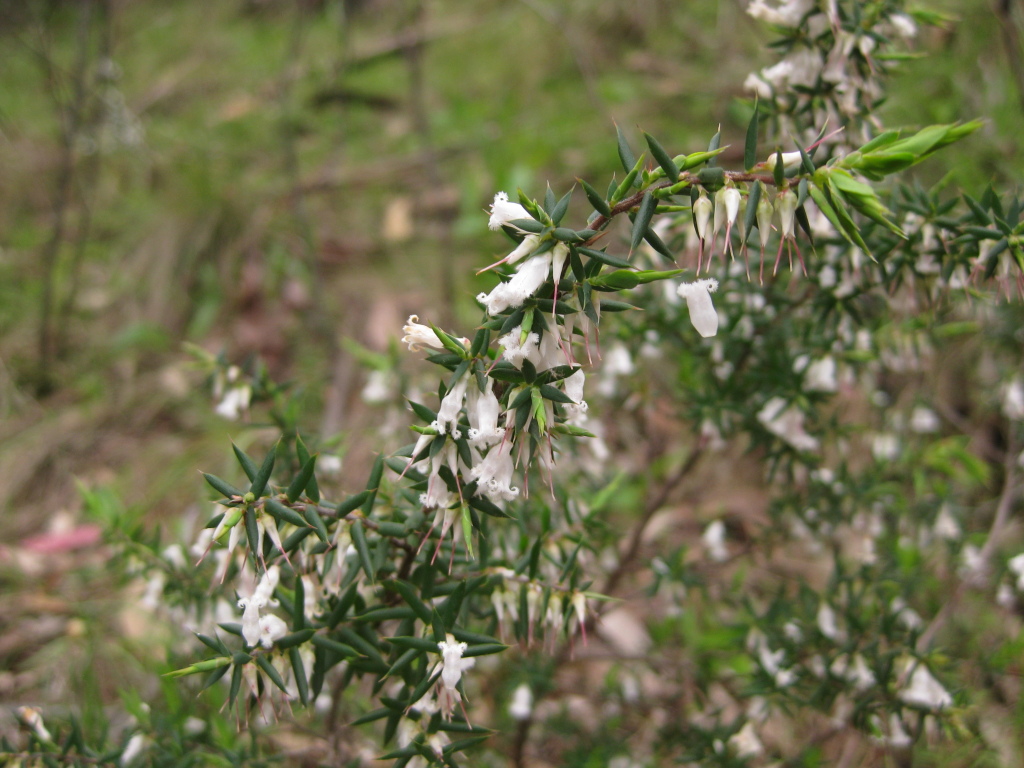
left=744, top=99, right=759, bottom=171
left=310, top=634, right=360, bottom=659
left=244, top=507, right=260, bottom=565
left=507, top=217, right=546, bottom=233
left=706, top=129, right=721, bottom=163
left=274, top=628, right=315, bottom=649
left=163, top=656, right=232, bottom=678
left=350, top=707, right=391, bottom=727
left=232, top=444, right=259, bottom=482
left=612, top=154, right=645, bottom=204
left=551, top=187, right=573, bottom=225
left=289, top=647, right=309, bottom=705
left=250, top=441, right=278, bottom=498
left=351, top=520, right=374, bottom=582
left=630, top=190, right=656, bottom=253
left=643, top=226, right=675, bottom=262
left=203, top=473, right=242, bottom=499
left=461, top=506, right=475, bottom=559
left=336, top=490, right=373, bottom=517
left=286, top=454, right=318, bottom=504
left=254, top=655, right=288, bottom=693
left=385, top=580, right=433, bottom=624
left=363, top=454, right=385, bottom=516
left=579, top=178, right=612, bottom=217
left=461, top=643, right=508, bottom=658
left=773, top=149, right=785, bottom=189
left=539, top=383, right=574, bottom=404
left=615, top=123, right=636, bottom=173
left=589, top=269, right=640, bottom=291
left=644, top=131, right=679, bottom=182
left=408, top=400, right=438, bottom=424
left=578, top=246, right=633, bottom=269
left=296, top=435, right=320, bottom=503
left=303, top=504, right=330, bottom=543
left=264, top=497, right=309, bottom=529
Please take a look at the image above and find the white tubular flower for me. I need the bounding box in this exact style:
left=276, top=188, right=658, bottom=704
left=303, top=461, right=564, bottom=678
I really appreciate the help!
left=477, top=252, right=553, bottom=316
left=714, top=186, right=742, bottom=261
left=693, top=193, right=713, bottom=240
left=756, top=187, right=773, bottom=242
left=899, top=661, right=952, bottom=710
left=562, top=369, right=588, bottom=423
left=758, top=396, right=819, bottom=451
left=258, top=613, right=289, bottom=649
left=432, top=375, right=469, bottom=437
left=499, top=325, right=540, bottom=366
left=468, top=385, right=504, bottom=448
left=402, top=314, right=444, bottom=352
left=471, top=439, right=519, bottom=503
left=777, top=189, right=798, bottom=240
left=238, top=565, right=280, bottom=647
left=488, top=191, right=530, bottom=231
left=238, top=595, right=264, bottom=647
left=764, top=150, right=803, bottom=171
left=677, top=278, right=719, bottom=338
left=436, top=633, right=474, bottom=718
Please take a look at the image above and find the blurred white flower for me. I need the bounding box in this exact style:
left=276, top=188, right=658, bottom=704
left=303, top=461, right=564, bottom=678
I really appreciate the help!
left=910, top=406, right=940, bottom=434
left=1008, top=553, right=1024, bottom=591
left=804, top=356, right=837, bottom=392
left=932, top=506, right=960, bottom=541
left=746, top=0, right=815, bottom=27
left=871, top=433, right=899, bottom=461
left=509, top=683, right=533, bottom=720
left=899, top=661, right=952, bottom=710
left=1002, top=376, right=1024, bottom=420
left=121, top=733, right=148, bottom=767
left=729, top=722, right=764, bottom=758
left=758, top=397, right=819, bottom=451
left=703, top=519, right=728, bottom=562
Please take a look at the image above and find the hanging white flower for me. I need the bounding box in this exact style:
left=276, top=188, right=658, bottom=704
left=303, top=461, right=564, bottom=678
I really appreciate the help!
left=436, top=633, right=474, bottom=719
left=432, top=375, right=469, bottom=437
left=477, top=252, right=553, bottom=316
left=677, top=278, right=720, bottom=338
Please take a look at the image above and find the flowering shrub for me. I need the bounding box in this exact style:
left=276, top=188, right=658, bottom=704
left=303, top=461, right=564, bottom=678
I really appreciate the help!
left=7, top=2, right=1024, bottom=767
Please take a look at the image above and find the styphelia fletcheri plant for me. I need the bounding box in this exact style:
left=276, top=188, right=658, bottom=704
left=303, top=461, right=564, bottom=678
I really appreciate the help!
left=13, top=2, right=1024, bottom=767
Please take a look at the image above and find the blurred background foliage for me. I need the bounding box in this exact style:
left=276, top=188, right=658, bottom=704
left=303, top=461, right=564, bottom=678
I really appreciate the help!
left=0, top=0, right=1021, bottom=763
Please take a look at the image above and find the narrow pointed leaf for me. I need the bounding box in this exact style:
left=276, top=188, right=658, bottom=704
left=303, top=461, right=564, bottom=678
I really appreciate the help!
left=250, top=441, right=278, bottom=498
left=630, top=190, right=656, bottom=253
left=744, top=99, right=759, bottom=171
left=644, top=132, right=679, bottom=182
left=286, top=454, right=318, bottom=503
left=232, top=444, right=259, bottom=482
left=615, top=123, right=636, bottom=173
